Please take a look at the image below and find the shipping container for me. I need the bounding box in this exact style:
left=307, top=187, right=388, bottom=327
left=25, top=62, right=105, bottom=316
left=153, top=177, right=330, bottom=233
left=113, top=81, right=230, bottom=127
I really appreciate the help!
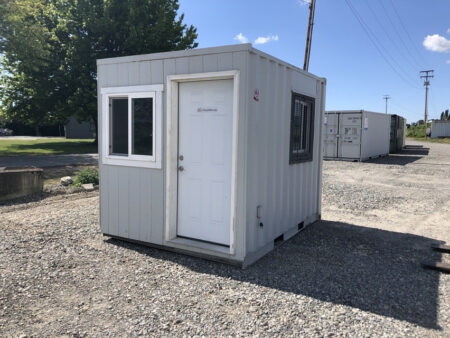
left=97, top=44, right=327, bottom=267
left=431, top=120, right=450, bottom=138
left=389, top=114, right=406, bottom=153
left=324, top=110, right=390, bottom=161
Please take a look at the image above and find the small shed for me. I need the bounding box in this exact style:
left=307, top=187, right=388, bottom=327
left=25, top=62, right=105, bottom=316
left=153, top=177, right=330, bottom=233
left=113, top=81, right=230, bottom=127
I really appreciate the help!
left=97, top=44, right=326, bottom=267
left=324, top=110, right=390, bottom=161
left=65, top=116, right=96, bottom=139
left=431, top=120, right=450, bottom=138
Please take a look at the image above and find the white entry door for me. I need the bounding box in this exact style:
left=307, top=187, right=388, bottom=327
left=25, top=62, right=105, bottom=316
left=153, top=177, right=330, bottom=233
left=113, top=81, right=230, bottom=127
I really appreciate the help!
left=338, top=113, right=362, bottom=159
left=177, top=79, right=234, bottom=246
left=324, top=113, right=339, bottom=158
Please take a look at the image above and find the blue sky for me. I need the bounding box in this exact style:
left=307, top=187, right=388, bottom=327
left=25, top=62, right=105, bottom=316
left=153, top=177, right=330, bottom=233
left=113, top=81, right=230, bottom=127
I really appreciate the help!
left=178, top=0, right=450, bottom=123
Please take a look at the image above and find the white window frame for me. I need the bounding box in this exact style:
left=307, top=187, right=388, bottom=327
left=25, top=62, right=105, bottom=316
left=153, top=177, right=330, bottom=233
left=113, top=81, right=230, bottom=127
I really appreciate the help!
left=101, top=85, right=163, bottom=169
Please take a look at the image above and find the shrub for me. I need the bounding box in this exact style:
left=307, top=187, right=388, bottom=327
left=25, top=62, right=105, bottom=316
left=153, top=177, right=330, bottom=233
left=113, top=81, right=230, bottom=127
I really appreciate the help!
left=73, top=167, right=99, bottom=186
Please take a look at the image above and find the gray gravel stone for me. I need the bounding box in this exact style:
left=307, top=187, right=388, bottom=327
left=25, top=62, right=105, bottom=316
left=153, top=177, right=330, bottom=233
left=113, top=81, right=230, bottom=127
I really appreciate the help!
left=0, top=140, right=449, bottom=336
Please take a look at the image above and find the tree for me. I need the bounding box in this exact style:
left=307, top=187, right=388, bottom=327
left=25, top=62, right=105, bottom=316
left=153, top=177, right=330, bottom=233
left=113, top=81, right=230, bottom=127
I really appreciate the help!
left=0, top=0, right=198, bottom=140
left=0, top=0, right=68, bottom=134
left=62, top=0, right=198, bottom=142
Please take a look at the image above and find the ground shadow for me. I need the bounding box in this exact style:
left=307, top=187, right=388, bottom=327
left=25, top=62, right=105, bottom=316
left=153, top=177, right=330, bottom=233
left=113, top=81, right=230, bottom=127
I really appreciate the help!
left=106, top=220, right=443, bottom=329
left=366, top=146, right=430, bottom=165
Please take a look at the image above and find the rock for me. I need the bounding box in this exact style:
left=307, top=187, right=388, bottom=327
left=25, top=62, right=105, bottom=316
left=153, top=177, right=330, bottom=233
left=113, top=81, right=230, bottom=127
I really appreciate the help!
left=60, top=176, right=73, bottom=186
left=81, top=183, right=94, bottom=191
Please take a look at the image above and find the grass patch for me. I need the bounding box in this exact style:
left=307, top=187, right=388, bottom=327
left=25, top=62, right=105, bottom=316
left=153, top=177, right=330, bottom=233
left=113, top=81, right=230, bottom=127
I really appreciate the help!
left=407, top=137, right=450, bottom=144
left=0, top=138, right=97, bottom=156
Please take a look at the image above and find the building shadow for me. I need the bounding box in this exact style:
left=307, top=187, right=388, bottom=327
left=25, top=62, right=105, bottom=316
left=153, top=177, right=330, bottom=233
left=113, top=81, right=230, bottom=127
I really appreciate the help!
left=366, top=146, right=430, bottom=165
left=105, top=220, right=443, bottom=330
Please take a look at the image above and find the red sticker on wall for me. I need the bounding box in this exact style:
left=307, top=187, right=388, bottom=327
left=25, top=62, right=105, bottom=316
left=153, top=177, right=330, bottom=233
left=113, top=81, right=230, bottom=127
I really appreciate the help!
left=253, top=89, right=260, bottom=102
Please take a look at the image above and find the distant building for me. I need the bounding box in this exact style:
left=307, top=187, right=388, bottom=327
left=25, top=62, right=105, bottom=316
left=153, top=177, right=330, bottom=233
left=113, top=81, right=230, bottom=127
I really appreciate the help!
left=64, top=116, right=96, bottom=139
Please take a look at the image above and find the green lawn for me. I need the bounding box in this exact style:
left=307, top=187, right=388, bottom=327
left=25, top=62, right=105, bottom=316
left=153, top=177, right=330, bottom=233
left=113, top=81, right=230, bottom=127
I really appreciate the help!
left=0, top=138, right=98, bottom=156
left=408, top=137, right=450, bottom=144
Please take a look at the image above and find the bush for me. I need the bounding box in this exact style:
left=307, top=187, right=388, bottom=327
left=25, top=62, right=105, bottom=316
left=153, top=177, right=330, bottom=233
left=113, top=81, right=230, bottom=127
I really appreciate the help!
left=73, top=167, right=99, bottom=186
left=407, top=123, right=431, bottom=138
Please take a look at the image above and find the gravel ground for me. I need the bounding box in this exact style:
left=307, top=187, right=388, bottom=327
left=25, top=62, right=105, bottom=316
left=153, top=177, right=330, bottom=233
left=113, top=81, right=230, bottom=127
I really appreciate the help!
left=0, top=139, right=449, bottom=336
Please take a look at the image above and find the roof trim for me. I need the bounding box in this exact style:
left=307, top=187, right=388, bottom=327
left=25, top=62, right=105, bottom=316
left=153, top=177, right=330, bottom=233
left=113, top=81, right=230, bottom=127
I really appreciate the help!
left=96, top=44, right=252, bottom=66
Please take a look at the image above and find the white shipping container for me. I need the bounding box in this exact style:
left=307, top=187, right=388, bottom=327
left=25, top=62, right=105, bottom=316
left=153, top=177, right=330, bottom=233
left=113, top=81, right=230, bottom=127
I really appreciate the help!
left=431, top=120, right=450, bottom=138
left=324, top=110, right=390, bottom=161
left=97, top=44, right=326, bottom=267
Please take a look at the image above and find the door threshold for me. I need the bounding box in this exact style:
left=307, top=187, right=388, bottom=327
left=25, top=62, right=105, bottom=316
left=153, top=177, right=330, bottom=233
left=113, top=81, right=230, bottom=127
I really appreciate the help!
left=167, top=237, right=232, bottom=255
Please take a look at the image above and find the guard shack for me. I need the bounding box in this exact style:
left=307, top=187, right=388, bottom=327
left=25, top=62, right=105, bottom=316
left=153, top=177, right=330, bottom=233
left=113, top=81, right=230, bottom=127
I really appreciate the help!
left=97, top=44, right=326, bottom=267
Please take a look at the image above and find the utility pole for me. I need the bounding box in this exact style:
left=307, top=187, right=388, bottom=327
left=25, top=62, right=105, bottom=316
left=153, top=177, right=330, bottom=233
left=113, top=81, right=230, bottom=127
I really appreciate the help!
left=420, top=70, right=434, bottom=139
left=383, top=95, right=390, bottom=114
left=303, top=0, right=316, bottom=71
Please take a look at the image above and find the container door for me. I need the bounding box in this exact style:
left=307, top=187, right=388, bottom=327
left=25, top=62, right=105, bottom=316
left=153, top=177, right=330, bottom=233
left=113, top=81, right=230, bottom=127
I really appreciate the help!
left=338, top=113, right=361, bottom=159
left=324, top=114, right=339, bottom=158
left=177, top=79, right=234, bottom=246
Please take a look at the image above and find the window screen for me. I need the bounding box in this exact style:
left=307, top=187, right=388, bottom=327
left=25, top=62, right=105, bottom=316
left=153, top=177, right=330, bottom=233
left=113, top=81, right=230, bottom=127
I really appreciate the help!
left=132, top=97, right=153, bottom=156
left=289, top=93, right=315, bottom=163
left=110, top=98, right=128, bottom=155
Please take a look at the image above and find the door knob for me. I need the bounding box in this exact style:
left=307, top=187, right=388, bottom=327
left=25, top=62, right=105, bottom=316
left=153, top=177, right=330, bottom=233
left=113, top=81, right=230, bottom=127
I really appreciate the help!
left=179, top=155, right=184, bottom=160
left=178, top=165, right=184, bottom=172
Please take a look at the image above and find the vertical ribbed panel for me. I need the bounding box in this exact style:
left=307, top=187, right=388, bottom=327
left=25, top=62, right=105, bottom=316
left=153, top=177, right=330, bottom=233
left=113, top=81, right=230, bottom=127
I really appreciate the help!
left=245, top=53, right=323, bottom=255
left=431, top=121, right=450, bottom=138
left=98, top=49, right=249, bottom=258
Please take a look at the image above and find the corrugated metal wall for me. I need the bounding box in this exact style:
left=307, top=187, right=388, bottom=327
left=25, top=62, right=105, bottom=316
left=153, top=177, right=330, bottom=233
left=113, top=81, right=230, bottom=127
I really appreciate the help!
left=244, top=52, right=324, bottom=255
left=361, top=112, right=390, bottom=160
left=431, top=121, right=450, bottom=138
left=97, top=49, right=249, bottom=255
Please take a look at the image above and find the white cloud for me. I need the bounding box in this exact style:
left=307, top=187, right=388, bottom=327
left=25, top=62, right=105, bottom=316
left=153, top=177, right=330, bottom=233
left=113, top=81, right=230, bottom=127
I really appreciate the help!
left=297, top=0, right=311, bottom=5
left=447, top=28, right=450, bottom=34
left=423, top=34, right=450, bottom=52
left=447, top=60, right=450, bottom=64
left=233, top=33, right=248, bottom=44
left=254, top=34, right=279, bottom=45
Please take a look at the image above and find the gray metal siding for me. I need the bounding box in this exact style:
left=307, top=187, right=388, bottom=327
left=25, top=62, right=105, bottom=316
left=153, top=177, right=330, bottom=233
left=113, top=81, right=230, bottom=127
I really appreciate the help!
left=431, top=121, right=450, bottom=138
left=361, top=111, right=390, bottom=160
left=244, top=52, right=324, bottom=255
left=98, top=50, right=249, bottom=259
left=98, top=60, right=165, bottom=245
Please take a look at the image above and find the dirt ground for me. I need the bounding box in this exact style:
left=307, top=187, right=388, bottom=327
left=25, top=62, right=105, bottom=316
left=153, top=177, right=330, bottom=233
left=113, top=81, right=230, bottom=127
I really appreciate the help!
left=0, top=139, right=449, bottom=336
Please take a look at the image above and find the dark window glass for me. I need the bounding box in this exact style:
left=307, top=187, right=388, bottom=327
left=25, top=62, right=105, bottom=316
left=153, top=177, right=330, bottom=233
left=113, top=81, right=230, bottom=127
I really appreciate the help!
left=110, top=98, right=128, bottom=155
left=132, top=97, right=153, bottom=156
left=289, top=93, right=315, bottom=163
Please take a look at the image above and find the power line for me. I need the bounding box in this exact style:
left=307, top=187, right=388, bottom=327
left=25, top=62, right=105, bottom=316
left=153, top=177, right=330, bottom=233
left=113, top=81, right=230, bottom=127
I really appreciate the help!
left=363, top=0, right=421, bottom=72
left=343, top=0, right=421, bottom=90
left=378, top=0, right=423, bottom=70
left=387, top=0, right=429, bottom=67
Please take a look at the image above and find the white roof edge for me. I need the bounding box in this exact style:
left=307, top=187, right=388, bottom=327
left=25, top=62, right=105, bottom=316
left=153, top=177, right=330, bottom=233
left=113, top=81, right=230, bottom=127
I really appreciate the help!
left=326, top=110, right=385, bottom=115
left=96, top=43, right=326, bottom=81
left=248, top=45, right=325, bottom=82
left=96, top=43, right=252, bottom=65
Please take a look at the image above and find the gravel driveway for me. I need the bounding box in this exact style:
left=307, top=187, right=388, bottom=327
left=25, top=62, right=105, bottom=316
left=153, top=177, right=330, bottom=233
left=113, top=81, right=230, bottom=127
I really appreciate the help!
left=0, top=140, right=449, bottom=336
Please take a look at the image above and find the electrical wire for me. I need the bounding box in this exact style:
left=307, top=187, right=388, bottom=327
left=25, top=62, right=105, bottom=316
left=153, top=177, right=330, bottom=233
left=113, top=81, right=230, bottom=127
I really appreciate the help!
left=387, top=0, right=430, bottom=67
left=363, top=0, right=420, bottom=74
left=343, top=0, right=421, bottom=90
left=378, top=0, right=424, bottom=70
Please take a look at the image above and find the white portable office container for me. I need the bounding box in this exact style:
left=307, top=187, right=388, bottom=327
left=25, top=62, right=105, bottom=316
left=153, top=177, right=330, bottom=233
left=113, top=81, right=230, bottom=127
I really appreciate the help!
left=324, top=110, right=390, bottom=161
left=97, top=44, right=326, bottom=267
left=431, top=120, right=450, bottom=138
